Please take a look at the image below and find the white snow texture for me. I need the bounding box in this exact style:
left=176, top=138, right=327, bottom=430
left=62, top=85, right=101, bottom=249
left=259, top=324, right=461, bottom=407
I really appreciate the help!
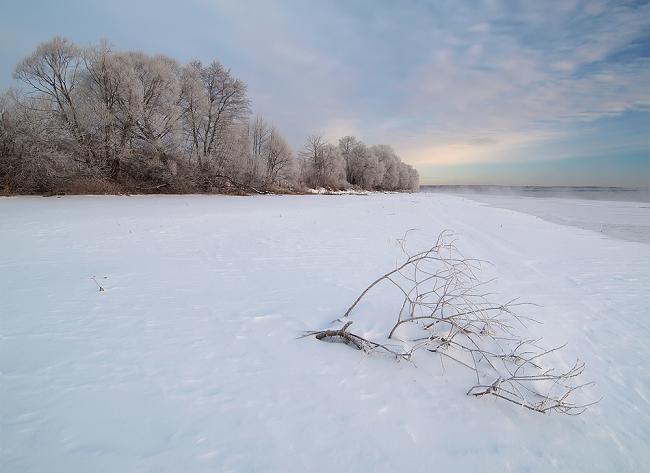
left=1, top=193, right=649, bottom=472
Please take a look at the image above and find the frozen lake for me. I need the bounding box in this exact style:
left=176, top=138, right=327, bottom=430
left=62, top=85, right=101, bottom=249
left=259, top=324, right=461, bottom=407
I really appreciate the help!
left=1, top=193, right=649, bottom=472
left=458, top=194, right=649, bottom=244
left=421, top=186, right=650, bottom=244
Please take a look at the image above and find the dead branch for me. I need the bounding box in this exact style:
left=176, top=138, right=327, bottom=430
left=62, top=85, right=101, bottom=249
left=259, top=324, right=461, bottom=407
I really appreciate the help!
left=91, top=276, right=105, bottom=292
left=300, top=322, right=410, bottom=360
left=212, top=174, right=271, bottom=195
left=305, top=231, right=594, bottom=415
left=135, top=183, right=169, bottom=191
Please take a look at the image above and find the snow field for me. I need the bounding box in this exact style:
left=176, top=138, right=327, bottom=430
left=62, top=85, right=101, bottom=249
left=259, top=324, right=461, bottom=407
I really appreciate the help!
left=1, top=193, right=649, bottom=472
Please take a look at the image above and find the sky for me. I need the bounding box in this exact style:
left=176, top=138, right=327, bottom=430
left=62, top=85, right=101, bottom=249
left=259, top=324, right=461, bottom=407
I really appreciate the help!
left=1, top=0, right=648, bottom=186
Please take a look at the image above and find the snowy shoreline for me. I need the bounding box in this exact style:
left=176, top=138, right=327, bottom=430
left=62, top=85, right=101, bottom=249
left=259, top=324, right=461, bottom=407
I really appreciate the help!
left=1, top=194, right=649, bottom=472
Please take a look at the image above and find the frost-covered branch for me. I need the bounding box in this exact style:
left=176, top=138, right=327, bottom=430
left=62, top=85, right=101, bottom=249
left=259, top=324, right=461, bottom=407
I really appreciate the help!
left=305, top=231, right=594, bottom=415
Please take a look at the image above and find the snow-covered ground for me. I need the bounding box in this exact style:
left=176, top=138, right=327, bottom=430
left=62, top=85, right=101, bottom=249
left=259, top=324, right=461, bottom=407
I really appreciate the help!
left=1, top=194, right=649, bottom=472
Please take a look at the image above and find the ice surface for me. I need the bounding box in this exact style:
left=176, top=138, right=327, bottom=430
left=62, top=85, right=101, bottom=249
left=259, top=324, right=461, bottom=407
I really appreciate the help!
left=453, top=193, right=650, bottom=245
left=1, top=194, right=649, bottom=472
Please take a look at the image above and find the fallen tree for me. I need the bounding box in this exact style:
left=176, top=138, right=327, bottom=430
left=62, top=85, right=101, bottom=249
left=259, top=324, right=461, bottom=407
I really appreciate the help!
left=303, top=231, right=595, bottom=415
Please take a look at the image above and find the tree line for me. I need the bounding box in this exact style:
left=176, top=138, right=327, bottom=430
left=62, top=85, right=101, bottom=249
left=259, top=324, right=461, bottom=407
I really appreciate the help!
left=0, top=37, right=419, bottom=195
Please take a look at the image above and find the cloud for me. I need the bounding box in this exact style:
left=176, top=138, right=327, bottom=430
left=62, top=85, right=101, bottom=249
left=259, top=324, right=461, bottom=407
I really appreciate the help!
left=3, top=0, right=646, bottom=171
left=401, top=129, right=566, bottom=166
left=367, top=0, right=650, bottom=165
left=320, top=118, right=360, bottom=143
left=412, top=8, right=649, bottom=121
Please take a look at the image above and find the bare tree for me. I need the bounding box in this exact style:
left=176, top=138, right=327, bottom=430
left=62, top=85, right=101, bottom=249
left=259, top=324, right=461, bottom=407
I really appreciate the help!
left=265, top=126, right=294, bottom=188
left=14, top=37, right=89, bottom=157
left=0, top=89, right=84, bottom=193
left=245, top=114, right=270, bottom=184
left=124, top=53, right=182, bottom=153
left=82, top=41, right=127, bottom=174
left=299, top=135, right=347, bottom=189
left=338, top=135, right=359, bottom=183
left=371, top=144, right=400, bottom=190
left=338, top=136, right=383, bottom=189
left=407, top=164, right=420, bottom=191
left=337, top=136, right=417, bottom=192
left=180, top=60, right=250, bottom=168
left=3, top=36, right=418, bottom=194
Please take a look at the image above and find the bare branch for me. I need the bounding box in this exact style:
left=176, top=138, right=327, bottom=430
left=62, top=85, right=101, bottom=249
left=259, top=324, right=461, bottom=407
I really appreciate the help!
left=305, top=232, right=594, bottom=415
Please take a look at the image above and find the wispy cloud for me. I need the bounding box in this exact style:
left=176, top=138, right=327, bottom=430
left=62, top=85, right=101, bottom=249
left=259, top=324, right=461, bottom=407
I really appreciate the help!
left=374, top=1, right=650, bottom=163
left=200, top=0, right=649, bottom=166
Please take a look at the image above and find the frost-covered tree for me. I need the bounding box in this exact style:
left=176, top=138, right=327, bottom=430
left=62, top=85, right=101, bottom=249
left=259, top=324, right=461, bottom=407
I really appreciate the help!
left=124, top=53, right=182, bottom=153
left=407, top=164, right=419, bottom=190
left=265, top=126, right=295, bottom=188
left=371, top=144, right=401, bottom=190
left=14, top=37, right=88, bottom=155
left=180, top=60, right=250, bottom=169
left=299, top=135, right=347, bottom=189
left=81, top=43, right=141, bottom=174
left=246, top=115, right=270, bottom=184
left=2, top=36, right=418, bottom=194
left=338, top=136, right=382, bottom=189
